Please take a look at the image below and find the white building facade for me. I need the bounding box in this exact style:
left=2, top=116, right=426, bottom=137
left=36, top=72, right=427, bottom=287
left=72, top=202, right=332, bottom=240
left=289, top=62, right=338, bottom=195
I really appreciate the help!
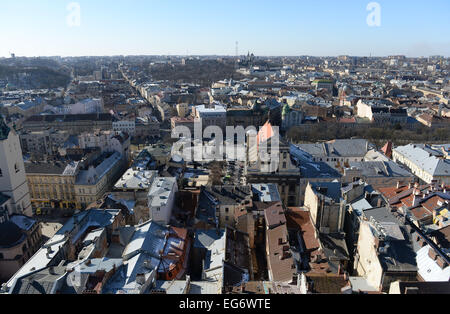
left=193, top=103, right=227, bottom=133
left=113, top=120, right=136, bottom=136
left=147, top=177, right=178, bottom=225
left=393, top=144, right=450, bottom=185
left=0, top=120, right=32, bottom=216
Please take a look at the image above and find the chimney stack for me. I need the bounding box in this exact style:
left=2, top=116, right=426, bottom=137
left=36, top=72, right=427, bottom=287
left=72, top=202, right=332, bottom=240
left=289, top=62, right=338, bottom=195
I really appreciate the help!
left=413, top=194, right=420, bottom=207
left=377, top=198, right=383, bottom=208
left=136, top=273, right=146, bottom=285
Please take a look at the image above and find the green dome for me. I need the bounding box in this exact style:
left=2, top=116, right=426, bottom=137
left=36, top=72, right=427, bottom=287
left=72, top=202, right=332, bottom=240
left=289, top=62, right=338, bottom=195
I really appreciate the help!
left=282, top=103, right=291, bottom=116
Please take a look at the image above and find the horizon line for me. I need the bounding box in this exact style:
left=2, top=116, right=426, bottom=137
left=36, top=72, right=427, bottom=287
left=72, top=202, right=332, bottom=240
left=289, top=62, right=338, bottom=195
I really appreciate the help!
left=2, top=54, right=449, bottom=59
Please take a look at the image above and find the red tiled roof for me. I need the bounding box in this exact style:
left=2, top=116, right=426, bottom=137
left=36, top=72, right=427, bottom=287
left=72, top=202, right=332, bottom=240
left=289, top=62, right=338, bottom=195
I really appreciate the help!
left=286, top=208, right=330, bottom=274
left=286, top=208, right=320, bottom=252
left=264, top=202, right=286, bottom=229
left=266, top=225, right=295, bottom=282
left=338, top=117, right=356, bottom=124
left=305, top=273, right=350, bottom=294
left=409, top=206, right=433, bottom=221
left=379, top=185, right=409, bottom=200
left=422, top=196, right=446, bottom=212
left=170, top=226, right=188, bottom=240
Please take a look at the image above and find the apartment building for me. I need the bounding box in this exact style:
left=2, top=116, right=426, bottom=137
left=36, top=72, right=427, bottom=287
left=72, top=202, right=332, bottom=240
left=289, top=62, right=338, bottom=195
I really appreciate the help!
left=25, top=161, right=80, bottom=211
left=342, top=161, right=414, bottom=189
left=147, top=177, right=178, bottom=225
left=304, top=182, right=346, bottom=234
left=112, top=120, right=135, bottom=136
left=22, top=113, right=113, bottom=133
left=354, top=207, right=417, bottom=292
left=20, top=129, right=70, bottom=157
left=25, top=152, right=124, bottom=211
left=0, top=212, right=42, bottom=283
left=78, top=130, right=130, bottom=162
left=193, top=103, right=227, bottom=133
left=75, top=152, right=124, bottom=209
left=356, top=100, right=408, bottom=124
left=296, top=139, right=374, bottom=170
left=393, top=144, right=450, bottom=185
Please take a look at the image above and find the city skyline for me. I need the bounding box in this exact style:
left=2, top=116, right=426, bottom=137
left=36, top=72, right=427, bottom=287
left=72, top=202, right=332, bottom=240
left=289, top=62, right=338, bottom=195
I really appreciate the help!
left=1, top=0, right=450, bottom=58
left=1, top=5, right=450, bottom=295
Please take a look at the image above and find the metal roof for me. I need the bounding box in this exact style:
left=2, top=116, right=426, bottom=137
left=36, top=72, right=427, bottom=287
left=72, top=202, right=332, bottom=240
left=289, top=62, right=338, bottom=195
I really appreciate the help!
left=394, top=144, right=450, bottom=177
left=416, top=245, right=450, bottom=282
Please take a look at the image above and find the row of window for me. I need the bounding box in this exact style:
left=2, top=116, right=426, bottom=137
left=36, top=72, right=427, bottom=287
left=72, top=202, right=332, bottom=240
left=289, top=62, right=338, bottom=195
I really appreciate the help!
left=29, top=177, right=73, bottom=185
left=281, top=185, right=297, bottom=194
left=315, top=158, right=364, bottom=163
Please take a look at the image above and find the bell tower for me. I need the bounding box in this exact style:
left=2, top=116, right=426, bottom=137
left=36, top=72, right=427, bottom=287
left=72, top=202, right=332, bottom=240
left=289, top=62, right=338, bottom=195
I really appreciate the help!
left=0, top=116, right=32, bottom=216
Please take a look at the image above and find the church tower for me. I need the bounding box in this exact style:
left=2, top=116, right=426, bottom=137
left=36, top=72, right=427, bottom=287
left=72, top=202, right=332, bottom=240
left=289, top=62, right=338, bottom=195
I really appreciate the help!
left=0, top=116, right=32, bottom=216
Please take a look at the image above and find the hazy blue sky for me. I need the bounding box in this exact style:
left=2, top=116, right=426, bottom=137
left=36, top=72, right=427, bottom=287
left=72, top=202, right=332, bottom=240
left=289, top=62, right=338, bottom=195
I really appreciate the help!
left=1, top=0, right=449, bottom=57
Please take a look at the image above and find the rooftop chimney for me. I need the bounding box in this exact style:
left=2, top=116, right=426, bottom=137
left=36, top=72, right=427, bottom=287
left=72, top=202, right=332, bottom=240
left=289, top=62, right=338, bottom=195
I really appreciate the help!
left=436, top=256, right=449, bottom=270
left=428, top=248, right=438, bottom=261
left=377, top=198, right=383, bottom=208
left=291, top=274, right=299, bottom=286
left=136, top=273, right=146, bottom=285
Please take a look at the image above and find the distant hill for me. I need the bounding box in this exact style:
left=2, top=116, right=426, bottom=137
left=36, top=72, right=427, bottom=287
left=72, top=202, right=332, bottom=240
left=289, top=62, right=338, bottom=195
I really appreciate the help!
left=0, top=64, right=71, bottom=89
